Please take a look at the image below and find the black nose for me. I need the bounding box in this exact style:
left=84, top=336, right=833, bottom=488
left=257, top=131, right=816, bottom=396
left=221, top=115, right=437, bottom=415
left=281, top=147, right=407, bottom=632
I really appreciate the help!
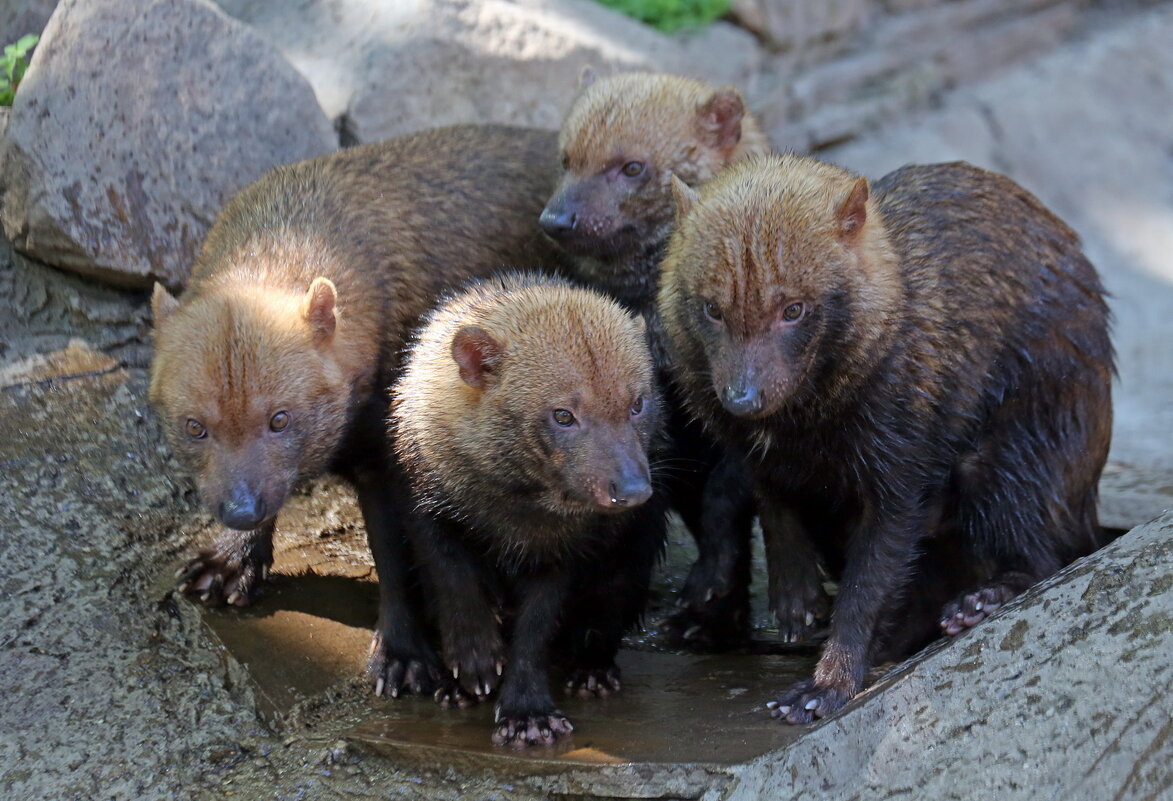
left=608, top=474, right=652, bottom=509
left=217, top=487, right=266, bottom=531
left=539, top=205, right=577, bottom=239
left=721, top=383, right=765, bottom=418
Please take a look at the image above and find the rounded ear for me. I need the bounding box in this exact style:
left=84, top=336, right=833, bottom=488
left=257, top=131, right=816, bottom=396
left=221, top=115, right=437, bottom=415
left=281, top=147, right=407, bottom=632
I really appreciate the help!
left=302, top=277, right=337, bottom=346
left=836, top=177, right=870, bottom=239
left=578, top=64, right=598, bottom=89
left=151, top=282, right=180, bottom=326
left=670, top=174, right=699, bottom=221
left=632, top=310, right=648, bottom=337
left=697, top=87, right=746, bottom=154
left=452, top=325, right=503, bottom=390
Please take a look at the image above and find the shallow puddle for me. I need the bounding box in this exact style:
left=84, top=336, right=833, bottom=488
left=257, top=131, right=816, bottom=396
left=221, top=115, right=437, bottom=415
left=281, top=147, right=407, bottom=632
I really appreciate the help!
left=201, top=534, right=819, bottom=771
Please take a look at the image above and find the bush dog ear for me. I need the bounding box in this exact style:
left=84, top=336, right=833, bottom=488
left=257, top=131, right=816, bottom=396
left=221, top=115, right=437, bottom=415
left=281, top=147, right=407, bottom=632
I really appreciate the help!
left=151, top=282, right=180, bottom=325
left=452, top=325, right=503, bottom=390
left=837, top=177, right=870, bottom=240
left=302, top=277, right=338, bottom=346
left=670, top=174, right=700, bottom=221
left=697, top=87, right=746, bottom=154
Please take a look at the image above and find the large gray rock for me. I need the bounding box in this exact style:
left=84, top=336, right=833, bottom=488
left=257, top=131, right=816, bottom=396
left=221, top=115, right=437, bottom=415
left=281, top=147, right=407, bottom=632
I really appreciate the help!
left=755, top=0, right=1085, bottom=152
left=731, top=0, right=872, bottom=51
left=823, top=3, right=1173, bottom=530
left=719, top=514, right=1173, bottom=801
left=0, top=0, right=58, bottom=40
left=0, top=0, right=337, bottom=289
left=214, top=0, right=766, bottom=144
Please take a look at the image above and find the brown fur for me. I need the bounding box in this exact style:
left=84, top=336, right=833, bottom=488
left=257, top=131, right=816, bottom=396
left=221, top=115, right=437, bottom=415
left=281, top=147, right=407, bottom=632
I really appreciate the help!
left=392, top=273, right=667, bottom=747
left=660, top=154, right=1113, bottom=722
left=393, top=273, right=658, bottom=558
left=542, top=71, right=771, bottom=309
left=542, top=71, right=773, bottom=652
left=150, top=124, right=568, bottom=695
left=152, top=126, right=568, bottom=512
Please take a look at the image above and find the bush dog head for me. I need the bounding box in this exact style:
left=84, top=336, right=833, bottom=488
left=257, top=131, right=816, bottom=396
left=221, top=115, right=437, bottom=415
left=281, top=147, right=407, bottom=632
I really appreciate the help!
left=661, top=156, right=900, bottom=423
left=394, top=274, right=660, bottom=549
left=541, top=71, right=770, bottom=264
left=150, top=271, right=355, bottom=531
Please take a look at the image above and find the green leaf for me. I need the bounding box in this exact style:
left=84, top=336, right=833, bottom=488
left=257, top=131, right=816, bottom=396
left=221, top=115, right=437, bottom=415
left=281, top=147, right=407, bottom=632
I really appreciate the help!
left=0, top=33, right=38, bottom=107
left=594, top=0, right=730, bottom=33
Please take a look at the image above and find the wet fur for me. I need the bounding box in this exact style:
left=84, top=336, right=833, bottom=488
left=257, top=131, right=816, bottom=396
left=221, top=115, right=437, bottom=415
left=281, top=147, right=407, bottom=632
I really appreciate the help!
left=547, top=71, right=772, bottom=649
left=392, top=274, right=668, bottom=747
left=659, top=155, right=1113, bottom=721
left=549, top=71, right=771, bottom=309
left=150, top=124, right=569, bottom=695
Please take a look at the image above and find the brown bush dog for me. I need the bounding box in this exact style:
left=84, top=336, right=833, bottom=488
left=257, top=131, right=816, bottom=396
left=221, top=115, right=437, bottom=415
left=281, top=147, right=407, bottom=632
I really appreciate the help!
left=150, top=124, right=569, bottom=698
left=659, top=155, right=1113, bottom=724
left=391, top=274, right=668, bottom=748
left=541, top=71, right=772, bottom=650
left=541, top=70, right=770, bottom=308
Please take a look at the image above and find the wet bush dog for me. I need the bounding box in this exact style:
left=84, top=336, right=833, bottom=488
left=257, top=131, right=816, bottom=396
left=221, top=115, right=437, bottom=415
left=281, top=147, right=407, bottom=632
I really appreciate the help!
left=150, top=124, right=568, bottom=699
left=659, top=155, right=1113, bottom=723
left=392, top=273, right=667, bottom=748
left=541, top=70, right=772, bottom=650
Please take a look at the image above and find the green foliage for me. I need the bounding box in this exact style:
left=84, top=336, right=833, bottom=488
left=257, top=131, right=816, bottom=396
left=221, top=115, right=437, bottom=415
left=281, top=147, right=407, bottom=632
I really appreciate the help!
left=594, top=0, right=731, bottom=33
left=1, top=34, right=40, bottom=107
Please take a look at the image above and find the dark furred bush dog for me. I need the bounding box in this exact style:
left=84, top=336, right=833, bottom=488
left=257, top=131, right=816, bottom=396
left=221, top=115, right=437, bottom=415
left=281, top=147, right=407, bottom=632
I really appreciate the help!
left=392, top=273, right=667, bottom=748
left=541, top=70, right=772, bottom=649
left=659, top=155, right=1113, bottom=723
left=150, top=124, right=567, bottom=699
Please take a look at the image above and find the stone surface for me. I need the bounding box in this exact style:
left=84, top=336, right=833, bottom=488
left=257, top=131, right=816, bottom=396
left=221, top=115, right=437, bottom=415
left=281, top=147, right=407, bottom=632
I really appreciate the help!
left=824, top=2, right=1173, bottom=530
left=731, top=0, right=872, bottom=50
left=213, top=0, right=765, bottom=144
left=0, top=0, right=336, bottom=290
left=0, top=238, right=149, bottom=367
left=755, top=0, right=1086, bottom=151
left=0, top=0, right=57, bottom=40
left=720, top=515, right=1173, bottom=801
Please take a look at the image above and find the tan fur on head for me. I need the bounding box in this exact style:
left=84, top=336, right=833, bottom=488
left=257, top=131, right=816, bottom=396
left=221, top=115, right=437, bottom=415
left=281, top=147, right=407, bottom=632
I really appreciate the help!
left=664, top=154, right=899, bottom=328
left=659, top=154, right=901, bottom=423
left=151, top=278, right=356, bottom=525
left=559, top=72, right=768, bottom=186
left=393, top=274, right=658, bottom=549
left=544, top=71, right=773, bottom=301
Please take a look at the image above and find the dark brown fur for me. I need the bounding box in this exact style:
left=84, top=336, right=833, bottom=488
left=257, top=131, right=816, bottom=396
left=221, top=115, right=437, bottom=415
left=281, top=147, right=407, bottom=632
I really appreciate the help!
left=543, top=71, right=772, bottom=649
left=392, top=274, right=667, bottom=748
left=660, top=155, right=1113, bottom=723
left=150, top=124, right=568, bottom=697
left=542, top=71, right=770, bottom=311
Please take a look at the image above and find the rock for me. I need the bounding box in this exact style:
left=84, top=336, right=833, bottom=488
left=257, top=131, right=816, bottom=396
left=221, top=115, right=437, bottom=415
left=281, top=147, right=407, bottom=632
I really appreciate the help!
left=823, top=3, right=1173, bottom=529
left=0, top=236, right=147, bottom=369
left=752, top=0, right=1085, bottom=151
left=0, top=0, right=337, bottom=290
left=723, top=514, right=1173, bottom=801
left=213, top=0, right=766, bottom=144
left=730, top=0, right=872, bottom=51
left=0, top=0, right=58, bottom=40
left=0, top=337, right=117, bottom=388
